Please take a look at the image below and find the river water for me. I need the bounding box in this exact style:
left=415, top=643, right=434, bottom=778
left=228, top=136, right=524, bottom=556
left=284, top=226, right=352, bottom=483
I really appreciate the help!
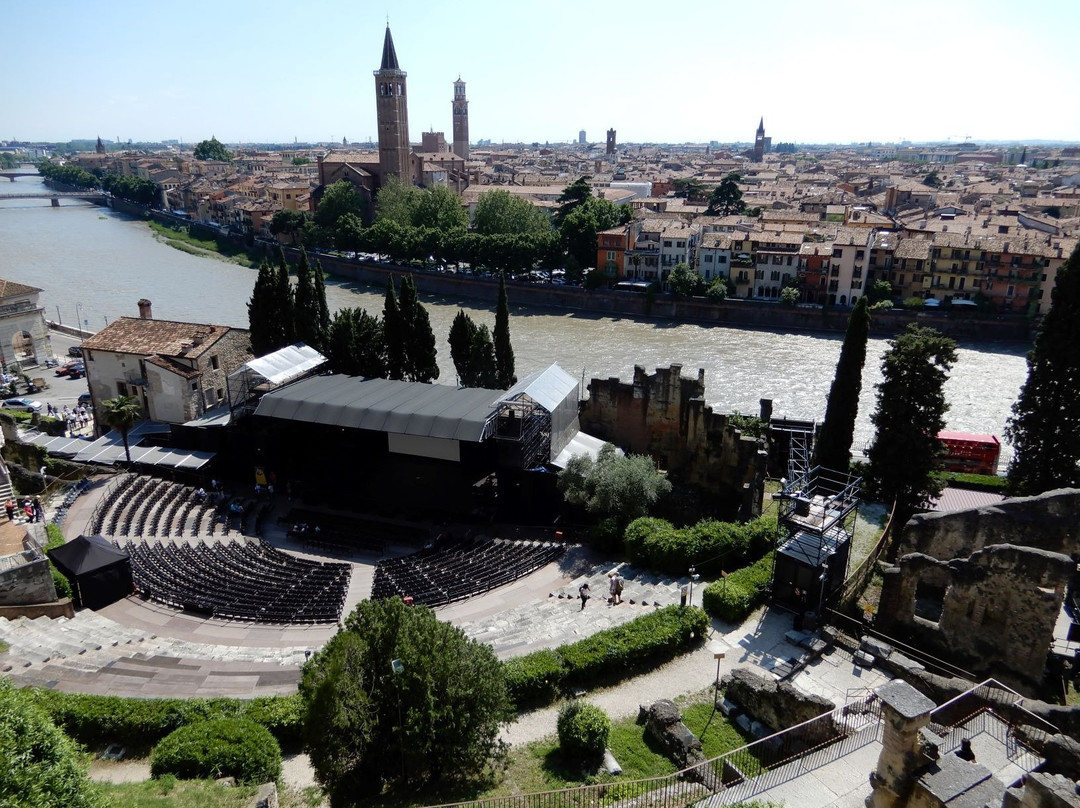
left=0, top=171, right=1030, bottom=462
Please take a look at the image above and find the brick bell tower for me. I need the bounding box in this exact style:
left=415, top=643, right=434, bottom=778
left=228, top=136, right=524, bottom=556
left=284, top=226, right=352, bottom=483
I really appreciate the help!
left=374, top=25, right=411, bottom=183
left=452, top=77, right=469, bottom=160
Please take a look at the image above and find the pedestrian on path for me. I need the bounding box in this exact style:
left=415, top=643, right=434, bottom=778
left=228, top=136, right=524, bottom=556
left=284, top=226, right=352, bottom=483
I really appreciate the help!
left=614, top=572, right=624, bottom=605
left=578, top=582, right=591, bottom=610
left=4, top=499, right=14, bottom=521
left=608, top=573, right=618, bottom=605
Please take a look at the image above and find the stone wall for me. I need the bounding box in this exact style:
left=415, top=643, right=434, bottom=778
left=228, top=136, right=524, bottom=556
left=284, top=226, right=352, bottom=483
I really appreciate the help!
left=579, top=364, right=767, bottom=518
left=0, top=550, right=57, bottom=606
left=722, top=666, right=835, bottom=735
left=877, top=544, right=1074, bottom=691
left=896, top=489, right=1080, bottom=561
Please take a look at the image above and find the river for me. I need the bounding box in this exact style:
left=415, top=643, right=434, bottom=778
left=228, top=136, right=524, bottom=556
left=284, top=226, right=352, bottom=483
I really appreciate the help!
left=0, top=170, right=1030, bottom=463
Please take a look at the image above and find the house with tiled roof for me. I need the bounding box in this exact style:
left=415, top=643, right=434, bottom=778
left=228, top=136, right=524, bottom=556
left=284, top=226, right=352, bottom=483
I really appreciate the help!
left=79, top=301, right=251, bottom=430
left=0, top=279, right=52, bottom=368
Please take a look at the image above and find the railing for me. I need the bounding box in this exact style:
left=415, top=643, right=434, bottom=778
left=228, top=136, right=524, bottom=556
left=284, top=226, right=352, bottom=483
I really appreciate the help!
left=832, top=501, right=896, bottom=611
left=417, top=694, right=884, bottom=808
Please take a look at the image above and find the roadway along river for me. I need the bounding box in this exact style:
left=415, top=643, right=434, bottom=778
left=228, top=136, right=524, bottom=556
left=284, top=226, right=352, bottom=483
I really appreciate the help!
left=0, top=172, right=1030, bottom=463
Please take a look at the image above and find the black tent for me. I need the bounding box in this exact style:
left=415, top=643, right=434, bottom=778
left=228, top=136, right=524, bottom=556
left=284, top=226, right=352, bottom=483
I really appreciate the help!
left=47, top=534, right=133, bottom=610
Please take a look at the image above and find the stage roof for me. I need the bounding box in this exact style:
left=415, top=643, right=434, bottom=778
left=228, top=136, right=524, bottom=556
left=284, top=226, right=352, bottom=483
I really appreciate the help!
left=254, top=374, right=501, bottom=442
left=502, top=364, right=578, bottom=412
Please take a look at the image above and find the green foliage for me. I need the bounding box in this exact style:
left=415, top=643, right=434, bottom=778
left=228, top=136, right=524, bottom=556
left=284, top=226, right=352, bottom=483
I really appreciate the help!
left=150, top=718, right=281, bottom=785
left=293, top=249, right=328, bottom=353
left=922, top=169, right=942, bottom=188
left=247, top=258, right=294, bottom=356
left=668, top=262, right=705, bottom=297
left=502, top=649, right=564, bottom=708
left=26, top=689, right=304, bottom=753
left=327, top=307, right=385, bottom=377
left=557, top=701, right=611, bottom=758
left=299, top=597, right=513, bottom=802
left=37, top=159, right=100, bottom=190
left=557, top=443, right=672, bottom=520
left=494, top=272, right=516, bottom=388
left=936, top=471, right=1007, bottom=491
left=400, top=274, right=440, bottom=382
left=671, top=177, right=707, bottom=200
left=100, top=173, right=157, bottom=206
left=706, top=173, right=747, bottom=216
left=706, top=277, right=730, bottom=300
left=701, top=553, right=775, bottom=622
left=0, top=679, right=105, bottom=808
left=0, top=153, right=21, bottom=169
left=779, top=286, right=799, bottom=306
left=193, top=137, right=232, bottom=162
left=413, top=184, right=468, bottom=232
left=500, top=607, right=708, bottom=710
left=867, top=279, right=893, bottom=304
left=866, top=325, right=957, bottom=521
left=314, top=180, right=367, bottom=232
left=813, top=296, right=871, bottom=474
left=101, top=395, right=142, bottom=464
left=473, top=190, right=552, bottom=237
left=623, top=515, right=778, bottom=576
left=269, top=209, right=311, bottom=243
left=1006, top=244, right=1080, bottom=495
left=902, top=296, right=926, bottom=309
left=292, top=156, right=310, bottom=165
left=95, top=778, right=259, bottom=808
left=728, top=410, right=766, bottom=437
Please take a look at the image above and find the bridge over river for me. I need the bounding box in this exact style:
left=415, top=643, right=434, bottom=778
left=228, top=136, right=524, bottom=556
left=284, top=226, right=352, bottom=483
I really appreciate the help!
left=0, top=191, right=108, bottom=206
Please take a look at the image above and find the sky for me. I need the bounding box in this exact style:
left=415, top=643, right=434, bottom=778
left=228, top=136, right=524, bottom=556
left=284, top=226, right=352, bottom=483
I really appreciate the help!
left=4, top=0, right=1079, bottom=146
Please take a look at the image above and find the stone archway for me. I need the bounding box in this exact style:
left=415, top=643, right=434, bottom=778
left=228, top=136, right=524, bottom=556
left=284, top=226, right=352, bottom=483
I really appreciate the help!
left=11, top=331, right=34, bottom=363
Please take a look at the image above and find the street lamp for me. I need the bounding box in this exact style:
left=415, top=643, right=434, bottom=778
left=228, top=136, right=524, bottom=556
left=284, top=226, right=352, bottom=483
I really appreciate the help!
left=688, top=565, right=700, bottom=608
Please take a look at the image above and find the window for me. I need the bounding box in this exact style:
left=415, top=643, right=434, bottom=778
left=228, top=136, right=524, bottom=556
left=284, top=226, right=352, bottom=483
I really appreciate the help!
left=754, top=269, right=764, bottom=279
left=191, top=383, right=198, bottom=392
left=832, top=248, right=843, bottom=258
left=664, top=240, right=672, bottom=248
left=787, top=256, right=793, bottom=266
left=855, top=250, right=865, bottom=260
left=1007, top=285, right=1015, bottom=297
left=770, top=270, right=781, bottom=281
left=116, top=382, right=127, bottom=397
left=704, top=254, right=713, bottom=263
left=772, top=255, right=783, bottom=265
left=606, top=251, right=616, bottom=261
left=217, top=388, right=225, bottom=401
left=210, top=355, right=220, bottom=370
left=718, top=255, right=727, bottom=263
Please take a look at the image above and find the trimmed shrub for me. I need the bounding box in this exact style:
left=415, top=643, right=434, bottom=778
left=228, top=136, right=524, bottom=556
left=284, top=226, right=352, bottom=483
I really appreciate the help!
left=150, top=718, right=281, bottom=784
left=558, top=605, right=709, bottom=685
left=701, top=553, right=775, bottom=623
left=557, top=701, right=610, bottom=758
left=624, top=515, right=778, bottom=576
left=26, top=689, right=304, bottom=753
left=503, top=648, right=564, bottom=708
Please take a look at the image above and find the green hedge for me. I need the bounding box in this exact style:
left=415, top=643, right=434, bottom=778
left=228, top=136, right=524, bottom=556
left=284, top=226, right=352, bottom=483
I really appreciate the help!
left=25, top=690, right=304, bottom=753
left=701, top=553, right=774, bottom=623
left=557, top=701, right=610, bottom=758
left=43, top=524, right=72, bottom=599
left=150, top=718, right=281, bottom=784
left=623, top=515, right=778, bottom=576
left=502, top=605, right=709, bottom=709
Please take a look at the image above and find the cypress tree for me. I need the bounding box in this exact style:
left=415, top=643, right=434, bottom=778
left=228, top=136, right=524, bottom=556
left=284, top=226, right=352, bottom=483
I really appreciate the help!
left=493, top=272, right=516, bottom=388
left=294, top=248, right=321, bottom=348
left=866, top=324, right=957, bottom=538
left=468, top=324, right=497, bottom=388
left=448, top=309, right=477, bottom=386
left=411, top=304, right=440, bottom=383
left=813, top=296, right=871, bottom=474
left=1006, top=244, right=1080, bottom=494
left=275, top=248, right=296, bottom=344
left=247, top=259, right=281, bottom=356
left=312, top=258, right=332, bottom=353
left=382, top=276, right=406, bottom=380
left=398, top=274, right=419, bottom=378
left=328, top=307, right=385, bottom=378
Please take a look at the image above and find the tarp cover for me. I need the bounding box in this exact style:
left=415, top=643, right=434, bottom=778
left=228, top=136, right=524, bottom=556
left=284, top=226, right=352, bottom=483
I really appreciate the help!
left=254, top=374, right=501, bottom=442
left=47, top=534, right=133, bottom=610
left=502, top=364, right=578, bottom=413
left=239, top=342, right=327, bottom=386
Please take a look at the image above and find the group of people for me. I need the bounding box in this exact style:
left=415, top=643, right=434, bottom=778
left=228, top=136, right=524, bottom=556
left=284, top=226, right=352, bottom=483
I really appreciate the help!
left=45, top=403, right=91, bottom=433
left=5, top=497, right=43, bottom=523
left=577, top=570, right=625, bottom=610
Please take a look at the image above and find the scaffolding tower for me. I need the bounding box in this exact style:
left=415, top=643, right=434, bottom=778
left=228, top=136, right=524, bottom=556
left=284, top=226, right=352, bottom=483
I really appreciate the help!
left=493, top=393, right=552, bottom=470
left=771, top=465, right=862, bottom=619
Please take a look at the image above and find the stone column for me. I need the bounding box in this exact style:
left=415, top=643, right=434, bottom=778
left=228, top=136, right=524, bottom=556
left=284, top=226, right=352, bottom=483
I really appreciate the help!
left=866, top=680, right=937, bottom=808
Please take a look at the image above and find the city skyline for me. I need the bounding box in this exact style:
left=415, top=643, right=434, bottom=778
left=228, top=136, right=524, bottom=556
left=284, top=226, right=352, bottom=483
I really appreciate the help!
left=5, top=0, right=1080, bottom=146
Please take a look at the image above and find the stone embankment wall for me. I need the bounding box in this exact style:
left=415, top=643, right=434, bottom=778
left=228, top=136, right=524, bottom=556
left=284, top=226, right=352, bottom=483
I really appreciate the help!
left=0, top=551, right=56, bottom=607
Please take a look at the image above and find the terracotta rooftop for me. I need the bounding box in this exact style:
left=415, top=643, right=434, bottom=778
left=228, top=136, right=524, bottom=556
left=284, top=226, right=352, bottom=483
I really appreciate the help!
left=81, top=317, right=237, bottom=359
left=0, top=279, right=43, bottom=299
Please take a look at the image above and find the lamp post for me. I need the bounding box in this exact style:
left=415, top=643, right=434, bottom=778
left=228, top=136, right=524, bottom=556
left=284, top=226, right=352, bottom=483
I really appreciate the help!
left=688, top=565, right=700, bottom=608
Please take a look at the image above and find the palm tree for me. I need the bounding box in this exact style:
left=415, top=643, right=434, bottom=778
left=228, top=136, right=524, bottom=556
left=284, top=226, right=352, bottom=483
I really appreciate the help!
left=101, top=395, right=142, bottom=464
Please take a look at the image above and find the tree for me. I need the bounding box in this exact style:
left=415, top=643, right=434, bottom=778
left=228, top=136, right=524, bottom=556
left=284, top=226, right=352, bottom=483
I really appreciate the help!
left=467, top=324, right=498, bottom=388
left=705, top=173, right=747, bottom=216
left=383, top=275, right=439, bottom=382
left=706, top=277, right=730, bottom=300
left=493, top=272, right=515, bottom=388
left=448, top=309, right=479, bottom=385
left=248, top=258, right=293, bottom=356
left=560, top=196, right=630, bottom=270
left=269, top=209, right=311, bottom=245
left=274, top=248, right=297, bottom=345
left=101, top=395, right=143, bottom=464
left=413, top=185, right=468, bottom=232
left=299, top=597, right=513, bottom=805
left=779, top=286, right=799, bottom=306
left=866, top=325, right=958, bottom=531
left=193, top=136, right=232, bottom=162
left=375, top=176, right=420, bottom=227
left=0, top=679, right=105, bottom=808
left=313, top=259, right=332, bottom=352
left=1006, top=244, right=1080, bottom=494
left=671, top=177, right=707, bottom=200
left=557, top=443, right=672, bottom=520
left=866, top=279, right=894, bottom=305
left=293, top=249, right=327, bottom=351
left=382, top=277, right=406, bottom=380
left=813, top=297, right=871, bottom=475
left=922, top=170, right=943, bottom=188
left=327, top=308, right=385, bottom=378
left=473, top=190, right=551, bottom=237
left=667, top=262, right=705, bottom=297
left=315, top=180, right=368, bottom=231
left=553, top=176, right=593, bottom=229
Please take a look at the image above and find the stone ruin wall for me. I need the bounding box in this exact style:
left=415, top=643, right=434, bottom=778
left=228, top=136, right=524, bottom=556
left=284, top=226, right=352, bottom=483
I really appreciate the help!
left=877, top=489, right=1080, bottom=692
left=579, top=364, right=767, bottom=518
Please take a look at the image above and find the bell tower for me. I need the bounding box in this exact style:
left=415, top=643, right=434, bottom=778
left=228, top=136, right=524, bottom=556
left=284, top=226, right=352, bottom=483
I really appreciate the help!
left=753, top=117, right=766, bottom=163
left=374, top=25, right=411, bottom=183
left=452, top=77, right=469, bottom=160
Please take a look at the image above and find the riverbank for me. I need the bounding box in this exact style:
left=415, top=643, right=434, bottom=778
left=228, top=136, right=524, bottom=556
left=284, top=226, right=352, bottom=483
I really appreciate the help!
left=146, top=220, right=259, bottom=268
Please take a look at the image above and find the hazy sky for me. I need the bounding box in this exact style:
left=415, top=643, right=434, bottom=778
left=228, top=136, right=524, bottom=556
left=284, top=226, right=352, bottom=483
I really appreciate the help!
left=5, top=0, right=1079, bottom=146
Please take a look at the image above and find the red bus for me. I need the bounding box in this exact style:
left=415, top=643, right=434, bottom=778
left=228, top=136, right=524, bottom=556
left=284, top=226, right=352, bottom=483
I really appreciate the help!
left=938, top=431, right=1001, bottom=475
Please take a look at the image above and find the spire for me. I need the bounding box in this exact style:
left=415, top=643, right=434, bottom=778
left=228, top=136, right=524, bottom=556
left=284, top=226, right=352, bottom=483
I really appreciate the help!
left=757, top=117, right=765, bottom=134
left=380, top=25, right=400, bottom=71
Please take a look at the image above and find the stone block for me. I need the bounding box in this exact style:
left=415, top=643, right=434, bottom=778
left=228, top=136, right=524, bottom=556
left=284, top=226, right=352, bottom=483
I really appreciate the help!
left=854, top=650, right=875, bottom=668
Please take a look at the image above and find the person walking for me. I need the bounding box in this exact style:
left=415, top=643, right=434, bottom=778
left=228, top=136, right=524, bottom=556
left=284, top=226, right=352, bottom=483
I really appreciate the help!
left=578, top=582, right=591, bottom=611
left=614, top=571, right=624, bottom=604
left=32, top=498, right=43, bottom=523
left=608, top=573, right=618, bottom=605
left=4, top=499, right=14, bottom=521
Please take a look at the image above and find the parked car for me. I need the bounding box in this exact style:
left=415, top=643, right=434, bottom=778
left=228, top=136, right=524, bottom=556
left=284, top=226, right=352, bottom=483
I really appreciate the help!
left=68, top=345, right=83, bottom=358
left=2, top=397, right=43, bottom=412
left=55, top=362, right=85, bottom=377
left=78, top=392, right=92, bottom=406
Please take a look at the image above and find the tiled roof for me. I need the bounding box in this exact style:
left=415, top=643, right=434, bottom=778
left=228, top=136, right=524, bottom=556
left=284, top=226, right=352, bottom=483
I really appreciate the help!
left=81, top=317, right=236, bottom=359
left=0, top=279, right=42, bottom=299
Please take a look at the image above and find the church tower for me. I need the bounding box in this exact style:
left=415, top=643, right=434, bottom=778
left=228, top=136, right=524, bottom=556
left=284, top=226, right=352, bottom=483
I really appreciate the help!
left=374, top=25, right=411, bottom=183
left=95, top=136, right=106, bottom=155
left=452, top=77, right=469, bottom=160
left=753, top=117, right=766, bottom=163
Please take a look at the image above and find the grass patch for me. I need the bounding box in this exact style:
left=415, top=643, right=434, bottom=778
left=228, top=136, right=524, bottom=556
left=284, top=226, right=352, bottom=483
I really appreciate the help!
left=680, top=700, right=754, bottom=760
left=147, top=221, right=259, bottom=268
left=0, top=639, right=9, bottom=654
left=95, top=778, right=259, bottom=808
